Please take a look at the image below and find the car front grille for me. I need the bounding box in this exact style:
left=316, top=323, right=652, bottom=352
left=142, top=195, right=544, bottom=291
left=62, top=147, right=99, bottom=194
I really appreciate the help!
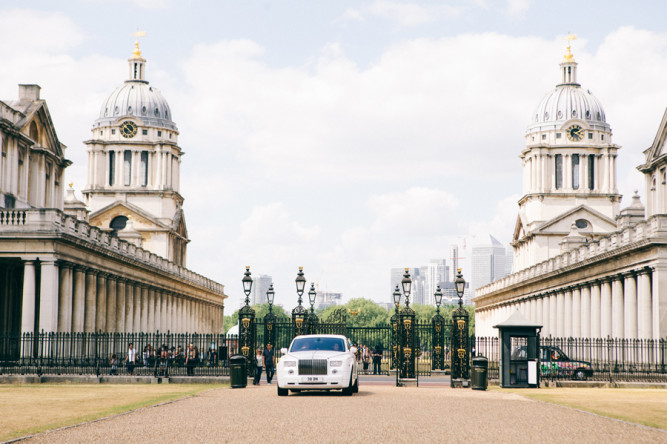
left=298, top=359, right=327, bottom=375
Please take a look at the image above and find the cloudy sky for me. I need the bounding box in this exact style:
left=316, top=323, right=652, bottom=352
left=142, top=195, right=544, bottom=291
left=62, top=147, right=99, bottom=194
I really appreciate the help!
left=3, top=1, right=667, bottom=308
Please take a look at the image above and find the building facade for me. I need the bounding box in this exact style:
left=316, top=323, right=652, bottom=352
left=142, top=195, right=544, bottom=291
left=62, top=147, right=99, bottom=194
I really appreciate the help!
left=474, top=45, right=666, bottom=340
left=0, top=43, right=226, bottom=346
left=471, top=234, right=506, bottom=297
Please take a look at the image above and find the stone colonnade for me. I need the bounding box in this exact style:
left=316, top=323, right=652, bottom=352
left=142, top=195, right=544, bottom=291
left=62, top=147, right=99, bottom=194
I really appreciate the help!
left=476, top=266, right=657, bottom=339
left=21, top=258, right=223, bottom=334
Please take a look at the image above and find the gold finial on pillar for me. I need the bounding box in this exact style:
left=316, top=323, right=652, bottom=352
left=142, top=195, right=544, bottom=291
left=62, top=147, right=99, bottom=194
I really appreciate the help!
left=131, top=29, right=146, bottom=58
left=563, top=33, right=577, bottom=62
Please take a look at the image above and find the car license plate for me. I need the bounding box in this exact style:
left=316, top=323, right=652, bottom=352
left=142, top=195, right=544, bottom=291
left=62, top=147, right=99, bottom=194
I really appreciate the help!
left=301, top=376, right=322, bottom=383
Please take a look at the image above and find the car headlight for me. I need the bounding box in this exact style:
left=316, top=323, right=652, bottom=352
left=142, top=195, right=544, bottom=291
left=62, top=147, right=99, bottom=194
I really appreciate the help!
left=329, top=360, right=343, bottom=367
left=283, top=361, right=297, bottom=367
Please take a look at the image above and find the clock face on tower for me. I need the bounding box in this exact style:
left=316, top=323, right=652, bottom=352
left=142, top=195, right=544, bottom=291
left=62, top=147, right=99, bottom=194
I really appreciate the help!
left=566, top=124, right=583, bottom=142
left=120, top=121, right=138, bottom=138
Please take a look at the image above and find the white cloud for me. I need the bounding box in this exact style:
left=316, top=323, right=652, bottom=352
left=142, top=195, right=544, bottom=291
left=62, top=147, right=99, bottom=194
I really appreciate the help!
left=505, top=0, right=533, bottom=17
left=238, top=202, right=321, bottom=245
left=337, top=1, right=465, bottom=27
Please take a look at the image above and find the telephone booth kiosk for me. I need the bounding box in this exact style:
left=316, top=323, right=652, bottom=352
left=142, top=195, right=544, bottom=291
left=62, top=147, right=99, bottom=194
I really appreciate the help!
left=494, top=310, right=542, bottom=388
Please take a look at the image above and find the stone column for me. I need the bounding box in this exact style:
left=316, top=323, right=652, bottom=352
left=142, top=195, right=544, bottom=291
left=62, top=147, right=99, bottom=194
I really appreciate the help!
left=140, top=285, right=149, bottom=332
left=572, top=286, right=581, bottom=338
left=544, top=294, right=552, bottom=337
left=637, top=268, right=652, bottom=339
left=21, top=260, right=36, bottom=334
left=116, top=278, right=126, bottom=333
left=590, top=281, right=602, bottom=338
left=147, top=287, right=155, bottom=333
left=564, top=288, right=572, bottom=338
left=600, top=278, right=612, bottom=338
left=106, top=276, right=117, bottom=332
left=96, top=273, right=107, bottom=332
left=624, top=272, right=638, bottom=339
left=651, top=265, right=667, bottom=339
left=611, top=275, right=624, bottom=338
left=57, top=262, right=73, bottom=332
left=556, top=291, right=565, bottom=337
left=84, top=269, right=97, bottom=332
left=160, top=290, right=167, bottom=332
left=580, top=284, right=591, bottom=338
left=176, top=297, right=183, bottom=333
left=535, top=296, right=543, bottom=329
left=39, top=259, right=60, bottom=332
left=72, top=266, right=86, bottom=332
left=125, top=280, right=134, bottom=333
left=133, top=284, right=141, bottom=333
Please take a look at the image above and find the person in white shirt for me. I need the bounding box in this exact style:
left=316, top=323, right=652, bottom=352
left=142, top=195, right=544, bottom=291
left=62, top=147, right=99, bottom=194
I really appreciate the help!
left=125, top=343, right=136, bottom=375
left=253, top=347, right=264, bottom=385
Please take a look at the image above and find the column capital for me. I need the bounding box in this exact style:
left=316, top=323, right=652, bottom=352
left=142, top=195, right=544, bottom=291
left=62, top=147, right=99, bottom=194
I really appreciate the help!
left=635, top=266, right=652, bottom=276
left=57, top=261, right=74, bottom=270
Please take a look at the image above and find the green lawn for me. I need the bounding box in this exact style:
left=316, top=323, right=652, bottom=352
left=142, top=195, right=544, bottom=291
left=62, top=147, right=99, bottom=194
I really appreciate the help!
left=497, top=387, right=667, bottom=430
left=0, top=383, right=226, bottom=441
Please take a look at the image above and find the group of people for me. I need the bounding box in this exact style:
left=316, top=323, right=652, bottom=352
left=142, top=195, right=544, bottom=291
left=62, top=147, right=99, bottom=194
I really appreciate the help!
left=358, top=344, right=383, bottom=375
left=109, top=343, right=216, bottom=376
left=253, top=344, right=275, bottom=385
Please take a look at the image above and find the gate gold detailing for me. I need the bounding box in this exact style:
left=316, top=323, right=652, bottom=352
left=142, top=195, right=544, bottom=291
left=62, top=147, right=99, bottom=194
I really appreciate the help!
left=239, top=266, right=256, bottom=375
left=432, top=285, right=446, bottom=371
left=450, top=270, right=470, bottom=386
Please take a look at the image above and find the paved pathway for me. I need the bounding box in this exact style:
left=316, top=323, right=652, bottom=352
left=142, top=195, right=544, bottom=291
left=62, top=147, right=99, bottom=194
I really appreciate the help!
left=22, top=384, right=667, bottom=444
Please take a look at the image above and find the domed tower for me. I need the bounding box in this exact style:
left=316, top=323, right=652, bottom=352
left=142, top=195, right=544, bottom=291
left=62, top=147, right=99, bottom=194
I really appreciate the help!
left=512, top=36, right=621, bottom=271
left=82, top=38, right=189, bottom=266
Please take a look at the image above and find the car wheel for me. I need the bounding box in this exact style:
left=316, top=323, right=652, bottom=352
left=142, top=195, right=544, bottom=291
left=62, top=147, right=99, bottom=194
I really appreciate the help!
left=352, top=376, right=359, bottom=393
left=290, top=389, right=301, bottom=393
left=277, top=386, right=288, bottom=396
left=342, top=375, right=354, bottom=396
left=574, top=369, right=587, bottom=381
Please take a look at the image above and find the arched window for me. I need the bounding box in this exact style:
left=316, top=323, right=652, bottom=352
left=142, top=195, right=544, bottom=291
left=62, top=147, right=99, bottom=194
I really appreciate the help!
left=110, top=215, right=128, bottom=235
left=588, top=155, right=595, bottom=190
left=140, top=151, right=148, bottom=186
left=109, top=151, right=115, bottom=186
left=572, top=154, right=579, bottom=189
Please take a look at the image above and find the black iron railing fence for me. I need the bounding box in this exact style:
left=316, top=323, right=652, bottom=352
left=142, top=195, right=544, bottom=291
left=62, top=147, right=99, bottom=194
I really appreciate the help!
left=1, top=332, right=665, bottom=382
left=473, top=336, right=667, bottom=383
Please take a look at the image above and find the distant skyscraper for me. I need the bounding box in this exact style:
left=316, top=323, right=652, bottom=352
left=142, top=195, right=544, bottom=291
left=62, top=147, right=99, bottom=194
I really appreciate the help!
left=449, top=245, right=459, bottom=281
left=315, top=291, right=342, bottom=310
left=471, top=235, right=506, bottom=297
left=424, top=259, right=446, bottom=305
left=251, top=274, right=273, bottom=305
left=390, top=267, right=421, bottom=304
left=505, top=246, right=514, bottom=276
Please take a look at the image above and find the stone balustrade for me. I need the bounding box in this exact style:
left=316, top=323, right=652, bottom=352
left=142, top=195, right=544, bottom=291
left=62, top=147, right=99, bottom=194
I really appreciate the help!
left=0, top=208, right=223, bottom=293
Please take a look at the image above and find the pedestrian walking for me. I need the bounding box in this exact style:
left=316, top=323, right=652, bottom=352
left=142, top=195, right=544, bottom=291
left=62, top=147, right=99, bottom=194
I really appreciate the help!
left=124, top=343, right=136, bottom=375
left=372, top=345, right=383, bottom=375
left=263, top=344, right=275, bottom=384
left=253, top=347, right=264, bottom=385
left=362, top=345, right=371, bottom=373
left=185, top=343, right=197, bottom=376
left=109, top=354, right=118, bottom=375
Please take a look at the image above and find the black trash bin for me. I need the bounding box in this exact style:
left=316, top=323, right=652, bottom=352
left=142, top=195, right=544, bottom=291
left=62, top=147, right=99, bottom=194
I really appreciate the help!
left=230, top=355, right=247, bottom=388
left=471, top=355, right=488, bottom=390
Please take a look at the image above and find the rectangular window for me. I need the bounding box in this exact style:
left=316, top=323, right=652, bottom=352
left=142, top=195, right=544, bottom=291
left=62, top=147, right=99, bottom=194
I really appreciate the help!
left=109, top=151, right=115, bottom=186
left=588, top=155, right=595, bottom=190
left=100, top=130, right=103, bottom=136
left=140, top=151, right=148, bottom=186
left=111, top=129, right=116, bottom=135
left=542, top=134, right=546, bottom=140
left=601, top=134, right=604, bottom=140
left=157, top=130, right=162, bottom=137
left=588, top=132, right=592, bottom=139
left=555, top=154, right=562, bottom=190
left=142, top=129, right=148, bottom=136
left=556, top=133, right=562, bottom=139
left=123, top=150, right=132, bottom=186
left=572, top=154, right=579, bottom=189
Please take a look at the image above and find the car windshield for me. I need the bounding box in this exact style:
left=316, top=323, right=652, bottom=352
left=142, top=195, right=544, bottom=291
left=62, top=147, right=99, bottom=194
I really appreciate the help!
left=290, top=337, right=346, bottom=352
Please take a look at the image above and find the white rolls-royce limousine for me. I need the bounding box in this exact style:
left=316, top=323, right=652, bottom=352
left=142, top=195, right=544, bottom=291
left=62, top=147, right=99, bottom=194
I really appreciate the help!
left=276, top=334, right=359, bottom=396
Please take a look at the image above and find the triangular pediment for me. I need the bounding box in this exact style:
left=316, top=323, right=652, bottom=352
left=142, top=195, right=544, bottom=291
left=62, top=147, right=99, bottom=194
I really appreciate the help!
left=89, top=201, right=170, bottom=231
left=640, top=108, right=667, bottom=171
left=512, top=213, right=526, bottom=243
left=536, top=205, right=616, bottom=234
left=19, top=101, right=66, bottom=159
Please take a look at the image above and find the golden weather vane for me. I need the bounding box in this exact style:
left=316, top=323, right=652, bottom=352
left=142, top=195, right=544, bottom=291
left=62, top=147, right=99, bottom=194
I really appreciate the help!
left=564, top=32, right=577, bottom=61
left=131, top=29, right=146, bottom=58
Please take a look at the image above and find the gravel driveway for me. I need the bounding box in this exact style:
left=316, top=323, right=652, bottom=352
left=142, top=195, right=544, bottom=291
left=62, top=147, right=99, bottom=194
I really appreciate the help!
left=21, top=384, right=667, bottom=444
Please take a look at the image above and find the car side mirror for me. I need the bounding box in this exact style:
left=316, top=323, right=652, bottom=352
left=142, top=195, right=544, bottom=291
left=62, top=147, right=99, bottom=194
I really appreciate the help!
left=350, top=347, right=357, bottom=354
left=281, top=348, right=288, bottom=354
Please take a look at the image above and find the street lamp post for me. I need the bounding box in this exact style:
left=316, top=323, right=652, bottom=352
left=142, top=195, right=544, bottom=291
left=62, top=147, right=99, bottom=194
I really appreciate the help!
left=238, top=266, right=256, bottom=374
left=399, top=268, right=416, bottom=380
left=291, top=267, right=308, bottom=339
left=307, top=283, right=319, bottom=334
left=451, top=269, right=470, bottom=387
left=264, top=283, right=276, bottom=349
left=432, top=285, right=445, bottom=371
left=391, top=285, right=401, bottom=383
